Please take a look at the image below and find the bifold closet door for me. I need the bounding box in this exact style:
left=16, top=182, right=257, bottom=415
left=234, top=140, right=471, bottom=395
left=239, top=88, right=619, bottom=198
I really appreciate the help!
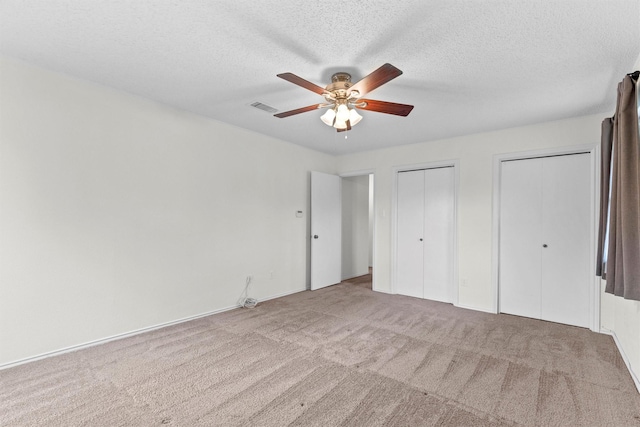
left=539, top=154, right=590, bottom=327
left=499, top=153, right=591, bottom=328
left=396, top=167, right=454, bottom=302
left=424, top=167, right=455, bottom=302
left=499, top=159, right=544, bottom=320
left=396, top=170, right=425, bottom=298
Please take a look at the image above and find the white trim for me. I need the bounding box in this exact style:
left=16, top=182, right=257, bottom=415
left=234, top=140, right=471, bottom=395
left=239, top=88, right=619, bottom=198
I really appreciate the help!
left=391, top=159, right=460, bottom=306
left=339, top=168, right=376, bottom=178
left=453, top=162, right=460, bottom=307
left=391, top=167, right=399, bottom=294
left=590, top=146, right=602, bottom=332
left=0, top=287, right=305, bottom=371
left=454, top=303, right=497, bottom=314
left=601, top=328, right=640, bottom=394
left=491, top=144, right=600, bottom=330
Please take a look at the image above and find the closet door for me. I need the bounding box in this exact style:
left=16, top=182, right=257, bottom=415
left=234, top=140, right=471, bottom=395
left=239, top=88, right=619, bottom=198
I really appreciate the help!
left=396, top=167, right=455, bottom=302
left=499, top=153, right=591, bottom=328
left=396, top=170, right=425, bottom=298
left=499, top=159, right=543, bottom=319
left=540, top=154, right=591, bottom=327
left=423, top=167, right=455, bottom=303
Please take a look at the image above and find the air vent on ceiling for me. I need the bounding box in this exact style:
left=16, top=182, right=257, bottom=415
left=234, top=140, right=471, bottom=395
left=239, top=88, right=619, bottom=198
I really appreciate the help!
left=250, top=102, right=278, bottom=114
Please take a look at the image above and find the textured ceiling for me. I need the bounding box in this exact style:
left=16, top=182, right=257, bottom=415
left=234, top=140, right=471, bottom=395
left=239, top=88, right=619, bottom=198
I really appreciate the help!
left=2, top=1, right=639, bottom=155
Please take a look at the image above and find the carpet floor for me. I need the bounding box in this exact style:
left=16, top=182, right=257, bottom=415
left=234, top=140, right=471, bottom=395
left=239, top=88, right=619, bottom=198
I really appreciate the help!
left=2, top=274, right=640, bottom=426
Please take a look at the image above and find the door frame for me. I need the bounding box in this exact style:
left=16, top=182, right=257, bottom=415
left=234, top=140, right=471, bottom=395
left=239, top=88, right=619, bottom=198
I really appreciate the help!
left=491, top=144, right=600, bottom=332
left=340, top=169, right=377, bottom=291
left=391, top=159, right=460, bottom=306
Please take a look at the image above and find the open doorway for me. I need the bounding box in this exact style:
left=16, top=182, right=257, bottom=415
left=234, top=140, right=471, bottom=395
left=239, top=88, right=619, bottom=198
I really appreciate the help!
left=341, top=173, right=374, bottom=289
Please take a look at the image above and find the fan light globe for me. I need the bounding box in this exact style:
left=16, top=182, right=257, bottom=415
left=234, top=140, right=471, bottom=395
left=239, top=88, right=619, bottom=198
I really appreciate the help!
left=349, top=109, right=363, bottom=126
left=334, top=119, right=348, bottom=130
left=336, top=104, right=350, bottom=122
left=320, top=109, right=336, bottom=126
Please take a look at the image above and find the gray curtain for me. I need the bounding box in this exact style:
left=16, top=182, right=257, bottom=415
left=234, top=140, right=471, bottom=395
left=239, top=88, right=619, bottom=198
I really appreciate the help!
left=598, top=73, right=640, bottom=300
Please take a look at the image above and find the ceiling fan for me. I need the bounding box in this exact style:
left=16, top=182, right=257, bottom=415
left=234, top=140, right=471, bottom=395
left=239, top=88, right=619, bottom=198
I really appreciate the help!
left=274, top=63, right=414, bottom=132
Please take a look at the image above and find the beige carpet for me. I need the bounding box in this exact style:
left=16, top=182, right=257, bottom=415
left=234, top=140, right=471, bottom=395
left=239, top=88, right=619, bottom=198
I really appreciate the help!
left=2, top=275, right=640, bottom=426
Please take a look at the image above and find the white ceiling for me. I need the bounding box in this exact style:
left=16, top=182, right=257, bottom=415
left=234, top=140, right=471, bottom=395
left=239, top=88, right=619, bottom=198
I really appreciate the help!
left=2, top=1, right=639, bottom=155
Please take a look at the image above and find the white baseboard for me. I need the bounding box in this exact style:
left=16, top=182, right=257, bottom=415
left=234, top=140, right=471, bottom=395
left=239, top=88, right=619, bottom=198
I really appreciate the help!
left=601, top=328, right=640, bottom=394
left=454, top=303, right=497, bottom=314
left=258, top=288, right=306, bottom=302
left=0, top=287, right=306, bottom=371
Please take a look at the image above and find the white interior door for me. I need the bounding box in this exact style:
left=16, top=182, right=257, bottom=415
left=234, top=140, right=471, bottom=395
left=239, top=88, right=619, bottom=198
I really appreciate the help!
left=499, top=159, right=543, bottom=319
left=423, top=167, right=455, bottom=303
left=311, top=171, right=342, bottom=290
left=540, top=154, right=591, bottom=327
left=396, top=170, right=425, bottom=298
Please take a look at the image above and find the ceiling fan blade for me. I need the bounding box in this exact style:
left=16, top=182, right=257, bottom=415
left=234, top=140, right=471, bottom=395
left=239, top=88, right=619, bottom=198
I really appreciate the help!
left=277, top=73, right=327, bottom=95
left=349, top=63, right=403, bottom=97
left=355, top=99, right=414, bottom=116
left=274, top=104, right=324, bottom=118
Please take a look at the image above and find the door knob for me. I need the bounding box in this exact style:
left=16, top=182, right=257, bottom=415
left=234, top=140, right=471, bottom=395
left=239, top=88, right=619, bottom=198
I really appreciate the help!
left=543, top=244, right=548, bottom=248
left=419, top=238, right=423, bottom=241
left=313, top=235, right=319, bottom=239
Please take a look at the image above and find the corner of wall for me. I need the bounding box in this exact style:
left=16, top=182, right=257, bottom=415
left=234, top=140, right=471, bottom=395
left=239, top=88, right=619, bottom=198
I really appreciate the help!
left=600, top=277, right=640, bottom=394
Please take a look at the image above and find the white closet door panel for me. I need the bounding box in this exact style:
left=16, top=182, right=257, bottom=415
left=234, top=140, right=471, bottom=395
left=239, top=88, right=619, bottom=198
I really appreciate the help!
left=423, top=167, right=455, bottom=303
left=396, top=170, right=425, bottom=298
left=540, top=154, right=591, bottom=327
left=499, top=159, right=543, bottom=319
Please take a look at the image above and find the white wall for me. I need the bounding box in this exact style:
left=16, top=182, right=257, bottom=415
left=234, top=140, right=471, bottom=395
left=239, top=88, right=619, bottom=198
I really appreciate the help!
left=599, top=55, right=640, bottom=389
left=337, top=115, right=602, bottom=309
left=601, top=289, right=640, bottom=387
left=341, top=175, right=370, bottom=279
left=4, top=52, right=638, bottom=376
left=0, top=57, right=335, bottom=366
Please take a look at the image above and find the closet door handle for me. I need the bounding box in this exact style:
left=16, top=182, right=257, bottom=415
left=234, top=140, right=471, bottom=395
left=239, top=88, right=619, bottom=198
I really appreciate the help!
left=542, top=244, right=548, bottom=248
left=419, top=238, right=423, bottom=241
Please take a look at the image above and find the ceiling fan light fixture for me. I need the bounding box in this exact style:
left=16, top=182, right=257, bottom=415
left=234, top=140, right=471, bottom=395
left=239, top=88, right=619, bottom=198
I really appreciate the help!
left=320, top=108, right=336, bottom=126
left=276, top=63, right=413, bottom=133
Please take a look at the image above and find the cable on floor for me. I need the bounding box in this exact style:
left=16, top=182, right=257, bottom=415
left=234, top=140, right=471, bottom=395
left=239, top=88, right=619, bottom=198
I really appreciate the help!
left=241, top=276, right=258, bottom=308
